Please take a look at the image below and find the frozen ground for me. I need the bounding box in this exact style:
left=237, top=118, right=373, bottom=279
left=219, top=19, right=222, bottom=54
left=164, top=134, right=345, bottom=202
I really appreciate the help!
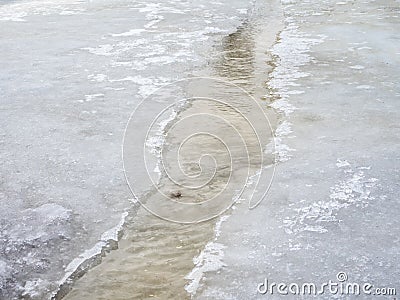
left=1, top=0, right=399, bottom=298
left=193, top=0, right=400, bottom=299
left=0, top=0, right=252, bottom=298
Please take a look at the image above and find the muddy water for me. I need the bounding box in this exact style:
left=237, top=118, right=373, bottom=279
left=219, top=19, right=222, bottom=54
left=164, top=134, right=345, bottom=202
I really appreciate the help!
left=63, top=3, right=283, bottom=300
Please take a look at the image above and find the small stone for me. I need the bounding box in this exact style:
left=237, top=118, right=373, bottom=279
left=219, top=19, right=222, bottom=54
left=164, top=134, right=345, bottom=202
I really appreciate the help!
left=170, top=191, right=182, bottom=198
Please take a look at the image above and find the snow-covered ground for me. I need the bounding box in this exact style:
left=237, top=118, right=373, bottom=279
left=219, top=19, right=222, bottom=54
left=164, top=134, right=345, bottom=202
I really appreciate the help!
left=194, top=0, right=400, bottom=298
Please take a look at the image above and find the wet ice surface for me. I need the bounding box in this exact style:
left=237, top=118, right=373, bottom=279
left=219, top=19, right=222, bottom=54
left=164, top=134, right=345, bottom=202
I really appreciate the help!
left=195, top=0, right=400, bottom=299
left=0, top=0, right=251, bottom=298
left=60, top=1, right=280, bottom=297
